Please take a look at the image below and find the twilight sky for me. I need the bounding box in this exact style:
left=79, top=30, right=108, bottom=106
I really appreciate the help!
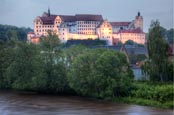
left=0, top=0, right=173, bottom=32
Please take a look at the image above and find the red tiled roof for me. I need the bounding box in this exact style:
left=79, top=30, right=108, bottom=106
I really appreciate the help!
left=59, top=15, right=76, bottom=22
left=40, top=15, right=57, bottom=25
left=75, top=14, right=103, bottom=21
left=118, top=28, right=144, bottom=33
left=39, top=14, right=103, bottom=24
left=110, top=22, right=131, bottom=26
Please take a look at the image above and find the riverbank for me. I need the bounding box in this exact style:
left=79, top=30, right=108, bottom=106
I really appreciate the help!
left=111, top=82, right=174, bottom=109
left=112, top=97, right=173, bottom=109
left=0, top=81, right=173, bottom=109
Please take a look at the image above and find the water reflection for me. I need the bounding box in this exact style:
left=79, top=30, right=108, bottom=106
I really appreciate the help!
left=0, top=90, right=173, bottom=115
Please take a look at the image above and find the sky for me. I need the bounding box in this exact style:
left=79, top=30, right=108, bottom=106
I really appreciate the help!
left=0, top=0, right=173, bottom=32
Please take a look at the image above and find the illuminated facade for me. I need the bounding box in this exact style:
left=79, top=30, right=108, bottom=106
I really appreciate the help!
left=27, top=9, right=145, bottom=45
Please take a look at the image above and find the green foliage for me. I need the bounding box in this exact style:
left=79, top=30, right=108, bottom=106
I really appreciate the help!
left=125, top=40, right=135, bottom=45
left=63, top=45, right=88, bottom=68
left=0, top=24, right=32, bottom=41
left=40, top=31, right=61, bottom=50
left=145, top=20, right=171, bottom=81
left=124, top=40, right=145, bottom=47
left=117, top=41, right=123, bottom=46
left=65, top=39, right=107, bottom=47
left=130, top=82, right=174, bottom=103
left=6, top=43, right=47, bottom=91
left=0, top=25, right=172, bottom=109
left=68, top=49, right=134, bottom=98
left=157, top=27, right=173, bottom=44
left=112, top=81, right=174, bottom=109
left=113, top=82, right=173, bottom=109
left=128, top=51, right=147, bottom=64
left=1, top=32, right=70, bottom=93
left=0, top=40, right=15, bottom=88
left=118, top=97, right=173, bottom=109
left=39, top=32, right=70, bottom=93
left=167, top=61, right=174, bottom=81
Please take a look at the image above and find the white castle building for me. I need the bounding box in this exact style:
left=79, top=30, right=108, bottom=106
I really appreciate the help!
left=27, top=9, right=145, bottom=45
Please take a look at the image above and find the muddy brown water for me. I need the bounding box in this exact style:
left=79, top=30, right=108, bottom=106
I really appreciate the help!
left=0, top=90, right=173, bottom=115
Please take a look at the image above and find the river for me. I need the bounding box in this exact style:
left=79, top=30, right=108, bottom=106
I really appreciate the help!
left=0, top=90, right=173, bottom=115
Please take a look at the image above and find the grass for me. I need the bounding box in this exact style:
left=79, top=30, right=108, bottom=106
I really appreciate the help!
left=111, top=96, right=173, bottom=109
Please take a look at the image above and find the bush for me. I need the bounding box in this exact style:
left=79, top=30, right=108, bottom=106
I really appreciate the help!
left=6, top=43, right=47, bottom=91
left=131, top=82, right=174, bottom=103
left=68, top=49, right=134, bottom=98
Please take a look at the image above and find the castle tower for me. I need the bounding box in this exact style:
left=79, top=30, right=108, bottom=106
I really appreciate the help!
left=134, top=12, right=143, bottom=31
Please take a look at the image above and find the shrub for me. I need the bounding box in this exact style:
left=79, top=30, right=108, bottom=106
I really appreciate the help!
left=68, top=49, right=134, bottom=98
left=131, top=82, right=174, bottom=103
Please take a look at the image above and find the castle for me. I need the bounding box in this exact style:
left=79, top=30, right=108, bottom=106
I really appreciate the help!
left=27, top=9, right=145, bottom=45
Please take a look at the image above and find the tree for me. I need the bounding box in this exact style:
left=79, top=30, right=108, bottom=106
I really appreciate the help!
left=125, top=40, right=135, bottom=45
left=0, top=40, right=15, bottom=88
left=0, top=24, right=32, bottom=41
left=65, top=39, right=107, bottom=47
left=68, top=49, right=134, bottom=98
left=39, top=31, right=70, bottom=93
left=63, top=45, right=88, bottom=68
left=6, top=42, right=47, bottom=91
left=145, top=20, right=169, bottom=81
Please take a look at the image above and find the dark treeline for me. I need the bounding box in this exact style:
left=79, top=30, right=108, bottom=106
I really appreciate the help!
left=64, top=39, right=107, bottom=47
left=0, top=24, right=33, bottom=41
